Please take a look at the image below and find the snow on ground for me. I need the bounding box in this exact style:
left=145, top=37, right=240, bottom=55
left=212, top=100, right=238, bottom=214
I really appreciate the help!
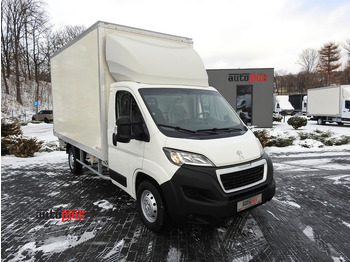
left=261, top=117, right=350, bottom=155
left=272, top=117, right=350, bottom=137
left=1, top=122, right=65, bottom=168
left=21, top=122, right=57, bottom=143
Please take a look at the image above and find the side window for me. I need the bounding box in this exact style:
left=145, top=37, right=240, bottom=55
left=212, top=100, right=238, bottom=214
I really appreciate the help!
left=115, top=91, right=144, bottom=137
left=345, top=100, right=350, bottom=110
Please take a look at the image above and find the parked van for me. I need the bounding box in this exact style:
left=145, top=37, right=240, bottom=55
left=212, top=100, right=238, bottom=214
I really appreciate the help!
left=273, top=95, right=294, bottom=115
left=32, top=110, right=53, bottom=122
left=51, top=22, right=275, bottom=232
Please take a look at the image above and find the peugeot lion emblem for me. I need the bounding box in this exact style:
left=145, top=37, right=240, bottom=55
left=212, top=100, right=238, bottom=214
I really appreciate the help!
left=236, top=150, right=244, bottom=159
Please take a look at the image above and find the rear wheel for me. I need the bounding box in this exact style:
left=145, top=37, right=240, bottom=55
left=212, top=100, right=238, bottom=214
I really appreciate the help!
left=68, top=147, right=82, bottom=174
left=317, top=118, right=325, bottom=125
left=137, top=181, right=167, bottom=232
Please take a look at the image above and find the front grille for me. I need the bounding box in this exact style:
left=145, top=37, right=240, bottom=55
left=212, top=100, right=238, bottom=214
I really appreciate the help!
left=220, top=165, right=264, bottom=191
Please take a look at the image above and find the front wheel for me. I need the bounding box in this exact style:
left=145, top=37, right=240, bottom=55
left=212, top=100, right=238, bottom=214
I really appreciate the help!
left=137, top=181, right=167, bottom=232
left=68, top=147, right=82, bottom=174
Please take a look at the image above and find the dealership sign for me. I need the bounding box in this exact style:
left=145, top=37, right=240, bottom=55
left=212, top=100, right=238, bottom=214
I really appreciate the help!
left=228, top=73, right=267, bottom=83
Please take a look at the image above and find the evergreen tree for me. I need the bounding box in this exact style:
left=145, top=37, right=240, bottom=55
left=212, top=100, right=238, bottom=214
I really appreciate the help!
left=317, top=42, right=341, bottom=86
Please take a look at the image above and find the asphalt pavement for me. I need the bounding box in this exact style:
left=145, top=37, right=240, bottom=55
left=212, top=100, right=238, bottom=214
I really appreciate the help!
left=1, top=148, right=350, bottom=261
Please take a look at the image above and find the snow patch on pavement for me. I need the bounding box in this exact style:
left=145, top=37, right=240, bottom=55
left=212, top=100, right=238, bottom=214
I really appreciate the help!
left=326, top=174, right=350, bottom=185
left=303, top=225, right=315, bottom=242
left=267, top=210, right=280, bottom=220
left=103, top=239, right=125, bottom=259
left=167, top=246, right=183, bottom=262
left=9, top=231, right=96, bottom=261
left=93, top=199, right=114, bottom=210
left=341, top=221, right=350, bottom=229
left=274, top=198, right=301, bottom=209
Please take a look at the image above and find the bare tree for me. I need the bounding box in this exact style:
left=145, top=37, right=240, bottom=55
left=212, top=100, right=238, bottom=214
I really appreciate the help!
left=342, top=38, right=350, bottom=69
left=274, top=70, right=287, bottom=94
left=1, top=0, right=12, bottom=94
left=317, top=42, right=341, bottom=86
left=1, top=0, right=52, bottom=104
left=342, top=38, right=350, bottom=57
left=297, top=48, right=318, bottom=73
left=339, top=38, right=350, bottom=84
left=296, top=49, right=319, bottom=90
left=5, top=0, right=35, bottom=104
left=27, top=1, right=50, bottom=108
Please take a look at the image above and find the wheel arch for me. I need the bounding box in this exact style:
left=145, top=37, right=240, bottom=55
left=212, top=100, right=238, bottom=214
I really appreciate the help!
left=135, top=172, right=163, bottom=199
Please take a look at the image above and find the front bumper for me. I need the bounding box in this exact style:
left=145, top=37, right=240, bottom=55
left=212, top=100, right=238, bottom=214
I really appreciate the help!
left=160, top=152, right=275, bottom=224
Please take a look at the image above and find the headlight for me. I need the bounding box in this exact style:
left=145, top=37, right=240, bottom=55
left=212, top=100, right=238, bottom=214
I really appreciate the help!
left=256, top=138, right=264, bottom=157
left=163, top=148, right=214, bottom=167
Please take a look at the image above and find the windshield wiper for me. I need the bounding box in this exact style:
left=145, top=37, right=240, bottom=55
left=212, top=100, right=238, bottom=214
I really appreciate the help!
left=196, top=127, right=243, bottom=133
left=158, top=125, right=244, bottom=135
left=158, top=124, right=197, bottom=134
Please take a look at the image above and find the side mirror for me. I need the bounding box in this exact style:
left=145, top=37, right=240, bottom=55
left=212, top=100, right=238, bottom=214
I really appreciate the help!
left=114, top=116, right=131, bottom=144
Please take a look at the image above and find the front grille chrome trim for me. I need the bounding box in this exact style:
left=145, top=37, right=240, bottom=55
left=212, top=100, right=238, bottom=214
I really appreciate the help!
left=216, top=159, right=267, bottom=194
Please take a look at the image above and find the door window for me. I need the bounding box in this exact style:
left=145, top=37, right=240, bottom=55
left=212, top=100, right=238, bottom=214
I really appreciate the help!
left=116, top=91, right=144, bottom=138
left=345, top=100, right=350, bottom=111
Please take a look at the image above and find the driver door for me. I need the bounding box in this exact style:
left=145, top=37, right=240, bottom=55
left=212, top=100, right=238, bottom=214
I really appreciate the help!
left=108, top=89, right=146, bottom=197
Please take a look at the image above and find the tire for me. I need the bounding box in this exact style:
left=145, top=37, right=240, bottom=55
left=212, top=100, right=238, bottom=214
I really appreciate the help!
left=317, top=118, right=325, bottom=125
left=137, top=181, right=167, bottom=232
left=44, top=117, right=49, bottom=123
left=337, top=122, right=344, bottom=126
left=68, top=147, right=82, bottom=174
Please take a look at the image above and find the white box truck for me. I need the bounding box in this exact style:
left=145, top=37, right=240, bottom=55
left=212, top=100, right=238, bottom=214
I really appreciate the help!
left=307, top=85, right=350, bottom=125
left=273, top=95, right=294, bottom=115
left=51, top=21, right=275, bottom=232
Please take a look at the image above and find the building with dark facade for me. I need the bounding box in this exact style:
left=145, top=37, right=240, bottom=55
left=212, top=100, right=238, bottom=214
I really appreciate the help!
left=207, top=68, right=274, bottom=128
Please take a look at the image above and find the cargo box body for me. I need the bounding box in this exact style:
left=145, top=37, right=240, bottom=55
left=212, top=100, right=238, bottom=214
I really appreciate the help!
left=307, top=85, right=350, bottom=125
left=308, top=86, right=342, bottom=116
left=51, top=24, right=112, bottom=160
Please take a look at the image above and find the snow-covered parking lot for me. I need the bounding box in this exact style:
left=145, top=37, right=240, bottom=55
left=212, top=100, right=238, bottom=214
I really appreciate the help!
left=1, top=120, right=350, bottom=261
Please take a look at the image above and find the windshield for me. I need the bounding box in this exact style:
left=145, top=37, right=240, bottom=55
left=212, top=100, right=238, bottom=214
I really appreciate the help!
left=139, top=88, right=246, bottom=138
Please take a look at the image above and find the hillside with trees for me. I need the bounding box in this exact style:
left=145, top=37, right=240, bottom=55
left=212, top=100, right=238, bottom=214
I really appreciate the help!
left=1, top=0, right=84, bottom=119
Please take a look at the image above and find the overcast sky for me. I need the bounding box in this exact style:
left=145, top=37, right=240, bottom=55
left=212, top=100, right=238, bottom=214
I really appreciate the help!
left=46, top=0, right=350, bottom=74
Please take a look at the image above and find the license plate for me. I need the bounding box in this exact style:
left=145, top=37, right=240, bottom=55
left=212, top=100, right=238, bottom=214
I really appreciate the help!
left=237, top=194, right=262, bottom=212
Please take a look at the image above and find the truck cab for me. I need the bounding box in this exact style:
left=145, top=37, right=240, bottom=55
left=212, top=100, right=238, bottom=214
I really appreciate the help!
left=107, top=82, right=275, bottom=231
